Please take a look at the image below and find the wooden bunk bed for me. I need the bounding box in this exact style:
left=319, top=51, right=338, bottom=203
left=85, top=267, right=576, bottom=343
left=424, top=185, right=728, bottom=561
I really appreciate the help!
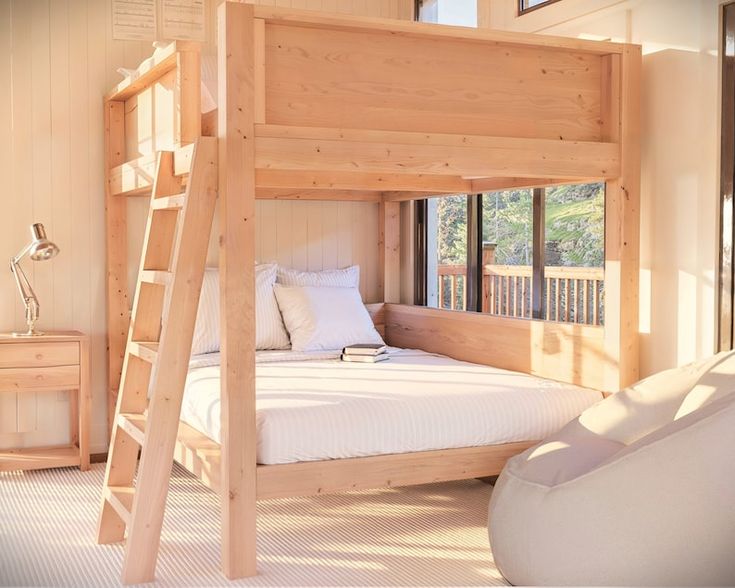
left=100, top=3, right=640, bottom=583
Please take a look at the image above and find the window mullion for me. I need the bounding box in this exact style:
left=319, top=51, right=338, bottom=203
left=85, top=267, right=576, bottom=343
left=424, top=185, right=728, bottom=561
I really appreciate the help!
left=414, top=199, right=428, bottom=306
left=466, top=194, right=483, bottom=312
left=532, top=187, right=546, bottom=319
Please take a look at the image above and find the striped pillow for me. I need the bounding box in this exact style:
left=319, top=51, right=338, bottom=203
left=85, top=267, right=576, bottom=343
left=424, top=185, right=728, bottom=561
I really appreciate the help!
left=190, top=265, right=291, bottom=355
left=277, top=265, right=360, bottom=288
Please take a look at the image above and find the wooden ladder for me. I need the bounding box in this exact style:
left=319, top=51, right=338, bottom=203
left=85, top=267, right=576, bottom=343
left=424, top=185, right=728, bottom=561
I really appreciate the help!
left=97, top=137, right=217, bottom=584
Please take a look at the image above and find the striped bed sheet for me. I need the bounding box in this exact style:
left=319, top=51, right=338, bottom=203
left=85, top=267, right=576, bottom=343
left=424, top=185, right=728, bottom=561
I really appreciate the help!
left=180, top=348, right=602, bottom=465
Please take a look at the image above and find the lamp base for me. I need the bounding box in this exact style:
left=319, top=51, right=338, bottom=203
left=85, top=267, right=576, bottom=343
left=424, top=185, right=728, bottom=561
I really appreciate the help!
left=12, top=330, right=45, bottom=338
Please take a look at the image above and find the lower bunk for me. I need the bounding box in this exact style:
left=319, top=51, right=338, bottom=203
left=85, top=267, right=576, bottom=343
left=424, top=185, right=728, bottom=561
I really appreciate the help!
left=173, top=347, right=602, bottom=498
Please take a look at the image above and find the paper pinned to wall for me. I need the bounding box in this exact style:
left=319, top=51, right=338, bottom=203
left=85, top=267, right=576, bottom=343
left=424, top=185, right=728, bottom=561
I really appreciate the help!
left=112, top=0, right=157, bottom=41
left=161, top=0, right=206, bottom=42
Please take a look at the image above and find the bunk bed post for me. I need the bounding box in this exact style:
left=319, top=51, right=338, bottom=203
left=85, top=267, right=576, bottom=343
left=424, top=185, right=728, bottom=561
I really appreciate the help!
left=175, top=46, right=202, bottom=145
left=105, top=100, right=128, bottom=433
left=379, top=200, right=401, bottom=303
left=217, top=1, right=258, bottom=579
left=602, top=46, right=641, bottom=391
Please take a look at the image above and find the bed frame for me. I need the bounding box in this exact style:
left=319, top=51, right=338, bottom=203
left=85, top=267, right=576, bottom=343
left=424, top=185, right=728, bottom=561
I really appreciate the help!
left=104, top=3, right=640, bottom=579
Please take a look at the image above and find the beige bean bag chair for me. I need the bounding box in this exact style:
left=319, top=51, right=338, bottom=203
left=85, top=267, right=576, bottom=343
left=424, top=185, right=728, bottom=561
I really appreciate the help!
left=488, top=351, right=735, bottom=586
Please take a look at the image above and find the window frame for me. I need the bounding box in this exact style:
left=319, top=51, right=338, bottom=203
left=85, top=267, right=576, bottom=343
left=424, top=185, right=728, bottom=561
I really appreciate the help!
left=466, top=194, right=484, bottom=312
left=414, top=184, right=604, bottom=321
left=518, top=0, right=563, bottom=16
left=719, top=1, right=735, bottom=351
left=531, top=187, right=546, bottom=319
left=413, top=199, right=429, bottom=306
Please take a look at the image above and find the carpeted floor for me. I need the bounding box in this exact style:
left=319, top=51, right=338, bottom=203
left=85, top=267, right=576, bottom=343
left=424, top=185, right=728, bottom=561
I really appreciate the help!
left=0, top=463, right=508, bottom=587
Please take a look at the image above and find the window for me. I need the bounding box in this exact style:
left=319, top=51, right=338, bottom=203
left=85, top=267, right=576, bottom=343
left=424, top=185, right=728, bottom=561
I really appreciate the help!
left=543, top=183, right=605, bottom=325
left=429, top=195, right=469, bottom=310
left=519, top=0, right=562, bottom=16
left=417, top=0, right=477, bottom=27
left=417, top=183, right=605, bottom=325
left=481, top=189, right=533, bottom=318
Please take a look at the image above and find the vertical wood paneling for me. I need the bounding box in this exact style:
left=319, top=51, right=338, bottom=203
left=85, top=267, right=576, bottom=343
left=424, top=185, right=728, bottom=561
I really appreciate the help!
left=0, top=1, right=16, bottom=430
left=88, top=0, right=113, bottom=439
left=30, top=0, right=53, bottom=331
left=50, top=0, right=74, bottom=334
left=275, top=201, right=293, bottom=268
left=0, top=0, right=149, bottom=451
left=9, top=2, right=37, bottom=434
left=321, top=201, right=339, bottom=269
left=290, top=201, right=309, bottom=270
left=337, top=201, right=354, bottom=269
left=236, top=200, right=381, bottom=302
left=259, top=200, right=277, bottom=262
left=10, top=1, right=33, bottom=335
left=306, top=203, right=323, bottom=271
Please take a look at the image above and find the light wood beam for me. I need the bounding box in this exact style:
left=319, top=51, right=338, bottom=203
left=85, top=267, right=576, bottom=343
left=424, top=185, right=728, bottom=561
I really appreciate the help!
left=256, top=441, right=535, bottom=499
left=108, top=144, right=195, bottom=198
left=174, top=421, right=535, bottom=500
left=106, top=41, right=200, bottom=102
left=379, top=201, right=401, bottom=303
left=470, top=177, right=594, bottom=193
left=218, top=1, right=257, bottom=579
left=255, top=169, right=472, bottom=193
left=175, top=49, right=201, bottom=145
left=255, top=188, right=381, bottom=201
left=255, top=126, right=620, bottom=180
left=382, top=177, right=598, bottom=202
left=603, top=47, right=640, bottom=391
left=105, top=100, right=127, bottom=435
left=384, top=304, right=608, bottom=392
left=252, top=5, right=625, bottom=55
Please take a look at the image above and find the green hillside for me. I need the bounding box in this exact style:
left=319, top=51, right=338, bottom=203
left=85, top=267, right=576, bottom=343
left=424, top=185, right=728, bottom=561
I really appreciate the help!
left=436, top=183, right=604, bottom=267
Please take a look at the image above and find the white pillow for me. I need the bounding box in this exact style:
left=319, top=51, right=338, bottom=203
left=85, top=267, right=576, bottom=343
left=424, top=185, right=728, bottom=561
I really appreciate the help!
left=273, top=284, right=383, bottom=352
left=190, top=265, right=290, bottom=355
left=277, top=265, right=359, bottom=288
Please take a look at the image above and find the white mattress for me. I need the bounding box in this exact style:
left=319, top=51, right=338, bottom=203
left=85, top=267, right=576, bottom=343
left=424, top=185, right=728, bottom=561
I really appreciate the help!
left=180, top=348, right=602, bottom=465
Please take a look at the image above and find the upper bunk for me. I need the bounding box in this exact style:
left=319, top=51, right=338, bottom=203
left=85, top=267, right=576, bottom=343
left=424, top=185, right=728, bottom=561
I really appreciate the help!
left=105, top=4, right=637, bottom=203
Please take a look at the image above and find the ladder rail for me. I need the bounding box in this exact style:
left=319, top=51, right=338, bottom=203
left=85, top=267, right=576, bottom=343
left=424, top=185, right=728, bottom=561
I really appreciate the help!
left=122, top=138, right=218, bottom=583
left=96, top=137, right=218, bottom=585
left=97, top=151, right=180, bottom=545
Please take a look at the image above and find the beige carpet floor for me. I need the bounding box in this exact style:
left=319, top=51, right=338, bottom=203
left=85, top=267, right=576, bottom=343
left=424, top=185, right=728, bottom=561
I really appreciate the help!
left=0, top=463, right=508, bottom=587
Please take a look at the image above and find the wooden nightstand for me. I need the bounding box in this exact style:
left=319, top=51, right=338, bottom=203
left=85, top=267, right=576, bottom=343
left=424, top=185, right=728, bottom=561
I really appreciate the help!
left=0, top=331, right=90, bottom=472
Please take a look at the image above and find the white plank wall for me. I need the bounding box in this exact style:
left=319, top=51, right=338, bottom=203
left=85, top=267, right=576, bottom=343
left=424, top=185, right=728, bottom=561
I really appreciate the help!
left=129, top=200, right=382, bottom=306
left=0, top=0, right=150, bottom=452
left=254, top=201, right=381, bottom=302
left=1, top=0, right=412, bottom=454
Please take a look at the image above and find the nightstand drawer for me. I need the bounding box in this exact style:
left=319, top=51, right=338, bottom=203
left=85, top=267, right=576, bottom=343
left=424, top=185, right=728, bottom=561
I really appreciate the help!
left=0, top=365, right=80, bottom=391
left=0, top=342, right=79, bottom=369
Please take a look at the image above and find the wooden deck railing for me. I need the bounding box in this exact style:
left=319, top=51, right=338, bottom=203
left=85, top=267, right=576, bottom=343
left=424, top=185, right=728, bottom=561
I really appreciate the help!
left=437, top=264, right=604, bottom=325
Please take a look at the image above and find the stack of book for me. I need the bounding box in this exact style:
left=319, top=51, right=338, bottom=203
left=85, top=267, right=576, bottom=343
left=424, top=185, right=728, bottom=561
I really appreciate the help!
left=341, top=343, right=389, bottom=363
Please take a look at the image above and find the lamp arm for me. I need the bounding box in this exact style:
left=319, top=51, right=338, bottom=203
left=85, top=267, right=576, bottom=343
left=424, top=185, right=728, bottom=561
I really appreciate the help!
left=9, top=257, right=40, bottom=323
left=12, top=242, right=32, bottom=266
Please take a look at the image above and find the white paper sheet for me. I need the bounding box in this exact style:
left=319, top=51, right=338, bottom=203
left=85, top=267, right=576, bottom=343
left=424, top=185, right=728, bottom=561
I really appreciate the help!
left=112, top=0, right=156, bottom=41
left=161, top=0, right=206, bottom=42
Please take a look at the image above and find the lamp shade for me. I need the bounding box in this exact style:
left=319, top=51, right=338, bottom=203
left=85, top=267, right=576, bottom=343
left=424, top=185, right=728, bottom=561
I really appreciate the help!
left=28, top=223, right=59, bottom=261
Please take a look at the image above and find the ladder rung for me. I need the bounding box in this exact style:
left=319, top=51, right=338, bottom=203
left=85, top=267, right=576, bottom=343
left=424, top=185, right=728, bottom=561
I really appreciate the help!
left=140, top=270, right=172, bottom=286
left=105, top=486, right=134, bottom=526
left=151, top=194, right=185, bottom=210
left=128, top=341, right=159, bottom=363
left=117, top=413, right=146, bottom=446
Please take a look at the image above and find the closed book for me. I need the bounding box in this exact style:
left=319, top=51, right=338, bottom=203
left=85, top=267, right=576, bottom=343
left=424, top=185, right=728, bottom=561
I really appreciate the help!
left=341, top=353, right=390, bottom=363
left=342, top=343, right=387, bottom=356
